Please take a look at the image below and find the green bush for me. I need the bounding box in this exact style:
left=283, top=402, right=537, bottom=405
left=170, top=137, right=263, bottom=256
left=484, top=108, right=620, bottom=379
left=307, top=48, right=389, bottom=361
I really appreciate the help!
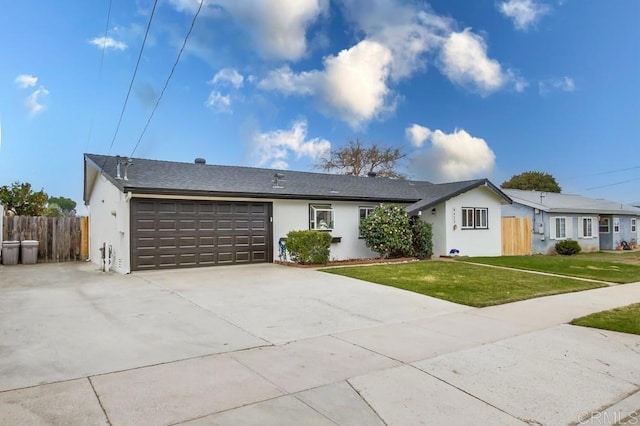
left=411, top=217, right=433, bottom=259
left=555, top=239, right=582, bottom=255
left=285, top=230, right=332, bottom=264
left=360, top=204, right=413, bottom=258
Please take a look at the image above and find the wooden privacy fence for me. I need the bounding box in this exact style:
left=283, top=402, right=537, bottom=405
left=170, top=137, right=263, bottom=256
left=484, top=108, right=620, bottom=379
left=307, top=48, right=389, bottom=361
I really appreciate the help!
left=2, top=216, right=89, bottom=262
left=502, top=217, right=532, bottom=256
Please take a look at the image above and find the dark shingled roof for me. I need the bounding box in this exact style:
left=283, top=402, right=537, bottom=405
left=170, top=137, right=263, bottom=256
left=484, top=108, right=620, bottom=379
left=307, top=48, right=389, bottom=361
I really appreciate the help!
left=84, top=154, right=510, bottom=207
left=405, top=179, right=511, bottom=214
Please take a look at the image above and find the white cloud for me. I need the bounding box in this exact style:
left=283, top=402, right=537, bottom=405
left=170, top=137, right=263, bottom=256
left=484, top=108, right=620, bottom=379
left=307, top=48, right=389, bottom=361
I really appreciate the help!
left=89, top=36, right=127, bottom=50
left=405, top=124, right=432, bottom=148
left=210, top=68, right=244, bottom=88
left=439, top=29, right=525, bottom=95
left=25, top=87, right=50, bottom=116
left=498, top=0, right=550, bottom=31
left=14, top=74, right=38, bottom=88
left=259, top=40, right=394, bottom=129
left=409, top=127, right=496, bottom=182
left=252, top=119, right=331, bottom=169
left=539, top=76, right=576, bottom=94
left=170, top=0, right=327, bottom=61
left=205, top=91, right=232, bottom=112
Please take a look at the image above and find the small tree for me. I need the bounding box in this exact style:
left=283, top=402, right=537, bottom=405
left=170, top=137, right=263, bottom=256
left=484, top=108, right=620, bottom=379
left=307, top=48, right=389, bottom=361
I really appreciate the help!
left=501, top=171, right=561, bottom=193
left=360, top=204, right=413, bottom=258
left=47, top=196, right=77, bottom=217
left=0, top=181, right=48, bottom=216
left=316, top=139, right=405, bottom=179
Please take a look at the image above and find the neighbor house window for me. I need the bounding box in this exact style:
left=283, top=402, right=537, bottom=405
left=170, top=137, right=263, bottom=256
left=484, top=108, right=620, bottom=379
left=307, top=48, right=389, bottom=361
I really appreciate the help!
left=579, top=217, right=594, bottom=238
left=632, top=218, right=637, bottom=233
left=613, top=217, right=620, bottom=233
left=461, top=207, right=488, bottom=229
left=309, top=204, right=334, bottom=231
left=359, top=206, right=375, bottom=237
left=550, top=216, right=570, bottom=240
left=599, top=217, right=610, bottom=233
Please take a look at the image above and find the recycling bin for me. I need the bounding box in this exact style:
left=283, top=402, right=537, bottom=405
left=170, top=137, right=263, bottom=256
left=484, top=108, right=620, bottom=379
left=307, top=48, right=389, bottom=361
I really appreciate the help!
left=2, top=241, right=20, bottom=265
left=21, top=240, right=39, bottom=265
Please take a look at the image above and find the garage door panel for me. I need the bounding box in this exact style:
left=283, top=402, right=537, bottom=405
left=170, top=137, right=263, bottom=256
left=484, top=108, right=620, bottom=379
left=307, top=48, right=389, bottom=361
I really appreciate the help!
left=131, top=199, right=271, bottom=270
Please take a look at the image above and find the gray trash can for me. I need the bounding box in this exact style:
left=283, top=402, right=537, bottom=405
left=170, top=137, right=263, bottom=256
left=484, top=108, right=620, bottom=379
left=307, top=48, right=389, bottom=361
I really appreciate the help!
left=21, top=240, right=39, bottom=265
left=2, top=241, right=20, bottom=265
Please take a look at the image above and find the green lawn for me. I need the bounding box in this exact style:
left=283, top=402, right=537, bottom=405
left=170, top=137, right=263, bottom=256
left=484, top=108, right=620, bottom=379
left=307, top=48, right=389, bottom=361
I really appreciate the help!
left=571, top=303, right=640, bottom=335
left=458, top=254, right=640, bottom=284
left=321, top=261, right=605, bottom=307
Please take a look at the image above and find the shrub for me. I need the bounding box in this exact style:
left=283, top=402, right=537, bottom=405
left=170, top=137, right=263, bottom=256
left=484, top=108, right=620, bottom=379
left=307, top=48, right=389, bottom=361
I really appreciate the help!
left=285, top=230, right=332, bottom=264
left=411, top=217, right=433, bottom=259
left=555, top=239, right=581, bottom=256
left=360, top=204, right=413, bottom=258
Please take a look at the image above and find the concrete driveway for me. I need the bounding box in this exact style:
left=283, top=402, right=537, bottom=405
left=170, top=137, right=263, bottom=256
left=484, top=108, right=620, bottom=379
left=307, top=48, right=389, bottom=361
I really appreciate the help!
left=1, top=262, right=639, bottom=425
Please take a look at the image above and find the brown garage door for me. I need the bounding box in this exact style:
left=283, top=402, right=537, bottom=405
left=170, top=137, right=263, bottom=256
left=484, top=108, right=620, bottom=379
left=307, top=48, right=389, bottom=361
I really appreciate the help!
left=131, top=199, right=272, bottom=270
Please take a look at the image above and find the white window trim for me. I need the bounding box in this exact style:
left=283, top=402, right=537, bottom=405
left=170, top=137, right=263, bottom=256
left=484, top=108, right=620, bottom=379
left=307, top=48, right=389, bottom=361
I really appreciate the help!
left=632, top=218, right=637, bottom=233
left=550, top=216, right=572, bottom=240
left=578, top=217, right=594, bottom=239
left=613, top=217, right=620, bottom=233
left=358, top=206, right=375, bottom=238
left=310, top=204, right=335, bottom=231
left=461, top=207, right=489, bottom=230
left=599, top=217, right=610, bottom=234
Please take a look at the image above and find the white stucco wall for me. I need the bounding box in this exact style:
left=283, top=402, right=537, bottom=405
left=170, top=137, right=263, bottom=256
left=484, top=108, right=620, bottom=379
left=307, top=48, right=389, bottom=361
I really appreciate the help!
left=421, top=203, right=446, bottom=258
left=443, top=187, right=503, bottom=256
left=273, top=199, right=378, bottom=261
left=87, top=177, right=130, bottom=273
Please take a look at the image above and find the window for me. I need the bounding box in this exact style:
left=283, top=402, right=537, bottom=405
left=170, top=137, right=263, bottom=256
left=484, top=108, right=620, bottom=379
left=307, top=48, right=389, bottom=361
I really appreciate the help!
left=550, top=216, right=571, bottom=240
left=613, top=217, right=620, bottom=233
left=632, top=218, right=637, bottom=233
left=599, top=217, right=610, bottom=233
left=579, top=217, right=594, bottom=238
left=461, top=207, right=488, bottom=229
left=359, top=206, right=375, bottom=237
left=309, top=204, right=334, bottom=231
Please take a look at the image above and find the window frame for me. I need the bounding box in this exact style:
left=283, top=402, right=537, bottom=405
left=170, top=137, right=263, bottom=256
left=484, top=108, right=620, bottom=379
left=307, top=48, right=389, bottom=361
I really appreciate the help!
left=599, top=217, right=610, bottom=234
left=579, top=217, right=594, bottom=239
left=309, top=204, right=335, bottom=231
left=613, top=217, right=620, bottom=233
left=632, top=218, right=637, bottom=233
left=358, top=206, right=376, bottom=238
left=461, top=207, right=489, bottom=230
left=551, top=216, right=567, bottom=240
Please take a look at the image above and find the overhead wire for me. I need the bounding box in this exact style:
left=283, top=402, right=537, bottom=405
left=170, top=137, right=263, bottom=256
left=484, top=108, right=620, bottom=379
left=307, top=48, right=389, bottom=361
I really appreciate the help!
left=129, top=0, right=204, bottom=158
left=85, top=0, right=113, bottom=152
left=99, top=0, right=159, bottom=172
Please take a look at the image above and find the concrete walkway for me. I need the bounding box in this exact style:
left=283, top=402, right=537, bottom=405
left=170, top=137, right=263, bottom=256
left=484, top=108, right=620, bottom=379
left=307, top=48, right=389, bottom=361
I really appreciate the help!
left=1, top=263, right=639, bottom=425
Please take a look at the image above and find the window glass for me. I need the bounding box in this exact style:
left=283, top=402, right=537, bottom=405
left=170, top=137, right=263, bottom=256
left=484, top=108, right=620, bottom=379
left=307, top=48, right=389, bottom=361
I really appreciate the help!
left=309, top=204, right=334, bottom=231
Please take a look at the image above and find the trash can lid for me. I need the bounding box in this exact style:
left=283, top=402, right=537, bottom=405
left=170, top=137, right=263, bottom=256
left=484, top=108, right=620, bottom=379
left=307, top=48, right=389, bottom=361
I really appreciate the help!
left=2, top=240, right=20, bottom=247
left=21, top=240, right=39, bottom=246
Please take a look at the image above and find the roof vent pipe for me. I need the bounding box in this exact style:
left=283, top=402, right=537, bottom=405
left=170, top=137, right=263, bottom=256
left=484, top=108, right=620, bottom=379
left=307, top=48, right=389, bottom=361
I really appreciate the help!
left=195, top=158, right=206, bottom=164
left=367, top=172, right=377, bottom=177
left=115, top=155, right=122, bottom=180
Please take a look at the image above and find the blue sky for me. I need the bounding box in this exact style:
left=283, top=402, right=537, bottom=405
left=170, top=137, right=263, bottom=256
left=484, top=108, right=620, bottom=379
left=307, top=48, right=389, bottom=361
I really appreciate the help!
left=1, top=0, right=639, bottom=210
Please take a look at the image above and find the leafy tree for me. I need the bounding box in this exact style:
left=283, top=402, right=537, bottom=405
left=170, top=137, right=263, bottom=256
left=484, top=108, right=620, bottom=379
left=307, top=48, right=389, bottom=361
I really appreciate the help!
left=316, top=139, right=405, bottom=179
left=0, top=182, right=48, bottom=216
left=47, top=196, right=77, bottom=217
left=501, top=171, right=561, bottom=193
left=360, top=204, right=413, bottom=258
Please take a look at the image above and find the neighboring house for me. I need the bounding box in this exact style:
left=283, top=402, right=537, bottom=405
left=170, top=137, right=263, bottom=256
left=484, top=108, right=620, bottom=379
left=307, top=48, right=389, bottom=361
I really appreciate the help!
left=0, top=203, right=4, bottom=262
left=84, top=154, right=511, bottom=273
left=502, top=189, right=640, bottom=254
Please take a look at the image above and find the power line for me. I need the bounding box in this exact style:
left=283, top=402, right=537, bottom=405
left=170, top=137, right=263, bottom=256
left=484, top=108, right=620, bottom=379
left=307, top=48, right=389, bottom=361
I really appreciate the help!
left=129, top=0, right=204, bottom=158
left=101, top=0, right=159, bottom=170
left=584, top=177, right=640, bottom=191
left=85, top=0, right=113, bottom=151
left=565, top=165, right=640, bottom=181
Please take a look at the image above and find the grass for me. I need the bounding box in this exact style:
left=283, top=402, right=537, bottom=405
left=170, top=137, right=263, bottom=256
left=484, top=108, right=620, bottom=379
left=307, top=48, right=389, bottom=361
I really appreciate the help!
left=321, top=261, right=605, bottom=307
left=571, top=303, right=640, bottom=335
left=458, top=254, right=640, bottom=284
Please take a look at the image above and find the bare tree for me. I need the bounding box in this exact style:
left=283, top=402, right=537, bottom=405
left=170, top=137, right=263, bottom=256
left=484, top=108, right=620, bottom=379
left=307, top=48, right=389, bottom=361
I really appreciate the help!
left=316, top=140, right=405, bottom=178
